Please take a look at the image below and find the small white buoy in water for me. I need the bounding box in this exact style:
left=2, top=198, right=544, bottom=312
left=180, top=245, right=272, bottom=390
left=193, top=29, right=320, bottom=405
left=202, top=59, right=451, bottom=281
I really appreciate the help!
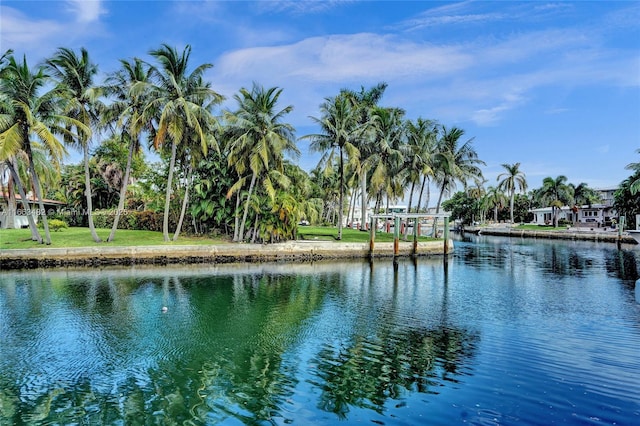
left=161, top=306, right=168, bottom=313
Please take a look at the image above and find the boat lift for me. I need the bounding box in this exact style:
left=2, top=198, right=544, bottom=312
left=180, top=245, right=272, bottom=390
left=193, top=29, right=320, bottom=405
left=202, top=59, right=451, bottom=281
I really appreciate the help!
left=368, top=213, right=451, bottom=257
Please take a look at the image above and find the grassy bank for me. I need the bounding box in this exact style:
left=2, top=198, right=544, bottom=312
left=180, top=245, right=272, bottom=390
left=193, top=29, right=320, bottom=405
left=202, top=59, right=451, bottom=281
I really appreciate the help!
left=0, top=228, right=224, bottom=249
left=1, top=225, right=438, bottom=250
left=297, top=226, right=437, bottom=242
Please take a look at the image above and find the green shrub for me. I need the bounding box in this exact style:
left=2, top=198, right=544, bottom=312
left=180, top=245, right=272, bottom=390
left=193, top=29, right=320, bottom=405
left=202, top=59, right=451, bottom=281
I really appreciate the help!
left=49, top=219, right=68, bottom=231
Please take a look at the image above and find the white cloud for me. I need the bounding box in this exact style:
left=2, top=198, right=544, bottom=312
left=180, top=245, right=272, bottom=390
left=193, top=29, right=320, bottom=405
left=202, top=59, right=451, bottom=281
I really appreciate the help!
left=472, top=104, right=515, bottom=126
left=544, top=108, right=570, bottom=115
left=0, top=6, right=63, bottom=52
left=208, top=20, right=639, bottom=130
left=66, top=0, right=105, bottom=23
left=0, top=2, right=108, bottom=61
left=393, top=0, right=504, bottom=32
left=259, top=0, right=354, bottom=15
left=215, top=33, right=471, bottom=83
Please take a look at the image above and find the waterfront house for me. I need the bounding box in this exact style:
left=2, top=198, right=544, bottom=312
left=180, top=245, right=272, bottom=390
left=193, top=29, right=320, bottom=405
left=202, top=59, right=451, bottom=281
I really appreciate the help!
left=529, top=204, right=615, bottom=227
left=529, top=206, right=574, bottom=226
left=0, top=192, right=66, bottom=229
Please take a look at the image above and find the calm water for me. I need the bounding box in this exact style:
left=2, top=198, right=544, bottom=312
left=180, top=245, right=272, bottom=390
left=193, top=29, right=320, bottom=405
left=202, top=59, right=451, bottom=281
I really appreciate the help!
left=1, top=236, right=639, bottom=425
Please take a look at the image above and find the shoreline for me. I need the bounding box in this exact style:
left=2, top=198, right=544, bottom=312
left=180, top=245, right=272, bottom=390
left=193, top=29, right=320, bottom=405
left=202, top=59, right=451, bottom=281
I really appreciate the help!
left=465, top=226, right=637, bottom=244
left=0, top=240, right=454, bottom=271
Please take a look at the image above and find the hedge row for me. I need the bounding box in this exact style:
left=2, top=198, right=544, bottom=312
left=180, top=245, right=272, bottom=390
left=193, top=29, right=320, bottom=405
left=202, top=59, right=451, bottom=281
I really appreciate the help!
left=91, top=210, right=173, bottom=232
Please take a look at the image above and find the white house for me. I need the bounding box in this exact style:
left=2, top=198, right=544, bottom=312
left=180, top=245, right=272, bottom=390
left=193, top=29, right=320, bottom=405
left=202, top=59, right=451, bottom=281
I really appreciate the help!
left=594, top=188, right=617, bottom=208
left=576, top=204, right=615, bottom=227
left=345, top=205, right=374, bottom=229
left=529, top=206, right=574, bottom=226
left=529, top=204, right=615, bottom=227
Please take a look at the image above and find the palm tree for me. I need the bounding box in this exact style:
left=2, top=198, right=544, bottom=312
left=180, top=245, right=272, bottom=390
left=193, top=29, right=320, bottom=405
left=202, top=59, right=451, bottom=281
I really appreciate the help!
left=497, top=162, right=527, bottom=225
left=142, top=44, right=223, bottom=241
left=225, top=84, right=298, bottom=242
left=571, top=182, right=600, bottom=207
left=367, top=106, right=406, bottom=212
left=432, top=126, right=485, bottom=216
left=539, top=175, right=572, bottom=227
left=304, top=94, right=360, bottom=239
left=625, top=149, right=640, bottom=195
left=342, top=83, right=388, bottom=229
left=406, top=118, right=437, bottom=215
left=102, top=58, right=153, bottom=241
left=172, top=125, right=217, bottom=240
left=483, top=186, right=507, bottom=223
left=46, top=47, right=103, bottom=242
left=0, top=55, right=77, bottom=244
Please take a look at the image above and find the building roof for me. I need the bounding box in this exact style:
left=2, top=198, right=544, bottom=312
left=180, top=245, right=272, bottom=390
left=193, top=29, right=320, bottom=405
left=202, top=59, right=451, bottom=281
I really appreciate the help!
left=0, top=192, right=66, bottom=206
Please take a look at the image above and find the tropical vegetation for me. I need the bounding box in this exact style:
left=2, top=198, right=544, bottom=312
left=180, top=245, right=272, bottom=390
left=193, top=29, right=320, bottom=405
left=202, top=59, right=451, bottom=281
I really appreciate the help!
left=1, top=45, right=638, bottom=244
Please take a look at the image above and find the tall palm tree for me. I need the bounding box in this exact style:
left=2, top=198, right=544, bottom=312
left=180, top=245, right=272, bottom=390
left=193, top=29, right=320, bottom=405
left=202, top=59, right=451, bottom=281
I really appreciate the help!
left=102, top=58, right=153, bottom=241
left=539, top=175, right=571, bottom=227
left=497, top=162, right=527, bottom=224
left=367, top=106, right=406, bottom=212
left=406, top=118, right=437, bottom=215
left=432, top=126, right=485, bottom=216
left=46, top=47, right=103, bottom=242
left=304, top=94, right=360, bottom=239
left=225, top=84, right=298, bottom=242
left=342, top=83, right=388, bottom=229
left=142, top=44, right=223, bottom=241
left=0, top=55, right=77, bottom=244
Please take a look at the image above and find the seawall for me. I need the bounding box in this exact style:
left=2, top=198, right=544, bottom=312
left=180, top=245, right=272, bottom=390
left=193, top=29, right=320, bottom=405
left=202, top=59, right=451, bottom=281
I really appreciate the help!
left=469, top=227, right=637, bottom=244
left=0, top=240, right=454, bottom=270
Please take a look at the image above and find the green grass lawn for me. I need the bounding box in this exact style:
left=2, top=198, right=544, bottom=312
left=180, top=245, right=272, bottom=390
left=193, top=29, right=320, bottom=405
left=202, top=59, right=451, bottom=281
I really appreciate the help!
left=0, top=225, right=439, bottom=250
left=297, top=225, right=438, bottom=242
left=0, top=227, right=226, bottom=250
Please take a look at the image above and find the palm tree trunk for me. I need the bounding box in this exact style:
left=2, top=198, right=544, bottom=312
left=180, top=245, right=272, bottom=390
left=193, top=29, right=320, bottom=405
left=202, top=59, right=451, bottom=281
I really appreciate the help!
left=425, top=182, right=431, bottom=212
left=433, top=181, right=447, bottom=236
left=163, top=140, right=178, bottom=242
left=238, top=172, right=257, bottom=242
left=233, top=184, right=241, bottom=242
left=403, top=180, right=416, bottom=240
left=84, top=142, right=101, bottom=243
left=360, top=169, right=367, bottom=231
left=510, top=191, right=515, bottom=224
left=20, top=129, right=51, bottom=244
left=4, top=162, right=16, bottom=229
left=337, top=148, right=344, bottom=240
left=29, top=162, right=51, bottom=245
left=173, top=164, right=193, bottom=241
left=417, top=175, right=427, bottom=214
left=348, top=188, right=356, bottom=228
left=5, top=160, right=41, bottom=241
left=435, top=181, right=446, bottom=214
left=108, top=135, right=135, bottom=242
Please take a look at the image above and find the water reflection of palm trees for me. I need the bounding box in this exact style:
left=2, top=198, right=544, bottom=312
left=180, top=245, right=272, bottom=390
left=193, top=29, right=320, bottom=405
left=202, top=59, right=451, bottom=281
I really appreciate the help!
left=0, top=262, right=479, bottom=424
left=309, top=258, right=479, bottom=420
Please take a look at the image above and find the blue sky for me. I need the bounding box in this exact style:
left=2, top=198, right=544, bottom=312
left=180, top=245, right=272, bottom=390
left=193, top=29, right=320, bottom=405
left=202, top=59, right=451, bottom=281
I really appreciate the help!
left=2, top=0, right=639, bottom=197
